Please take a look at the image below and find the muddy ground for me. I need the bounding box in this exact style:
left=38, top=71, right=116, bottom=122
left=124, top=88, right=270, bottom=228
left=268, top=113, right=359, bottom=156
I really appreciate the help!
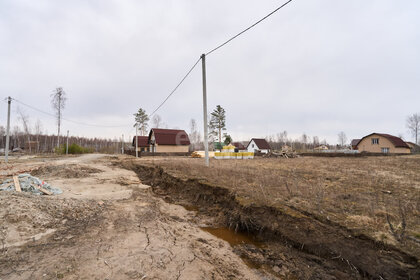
left=1, top=154, right=419, bottom=279
left=1, top=154, right=268, bottom=280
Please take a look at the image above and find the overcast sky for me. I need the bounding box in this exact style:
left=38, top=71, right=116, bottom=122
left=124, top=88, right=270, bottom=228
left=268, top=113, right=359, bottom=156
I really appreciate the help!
left=1, top=0, right=419, bottom=144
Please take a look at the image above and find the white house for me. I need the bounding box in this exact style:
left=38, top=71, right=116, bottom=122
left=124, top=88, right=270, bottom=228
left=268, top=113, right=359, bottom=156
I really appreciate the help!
left=246, top=138, right=271, bottom=154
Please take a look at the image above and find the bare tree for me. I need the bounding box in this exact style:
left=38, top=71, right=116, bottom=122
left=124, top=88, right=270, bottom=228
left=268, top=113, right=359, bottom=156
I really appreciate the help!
left=18, top=108, right=31, bottom=153
left=51, top=87, right=67, bottom=148
left=406, top=113, right=420, bottom=144
left=338, top=131, right=347, bottom=148
left=151, top=114, right=163, bottom=128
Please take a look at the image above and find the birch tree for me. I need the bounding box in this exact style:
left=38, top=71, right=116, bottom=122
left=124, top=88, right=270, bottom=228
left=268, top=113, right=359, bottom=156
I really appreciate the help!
left=51, top=87, right=66, bottom=148
left=406, top=113, right=420, bottom=144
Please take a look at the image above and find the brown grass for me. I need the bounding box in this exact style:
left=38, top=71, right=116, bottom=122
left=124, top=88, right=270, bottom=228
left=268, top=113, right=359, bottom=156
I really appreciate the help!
left=139, top=155, right=420, bottom=256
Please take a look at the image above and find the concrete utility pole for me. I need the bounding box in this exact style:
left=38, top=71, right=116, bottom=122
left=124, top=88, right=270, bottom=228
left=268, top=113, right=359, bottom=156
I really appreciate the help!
left=5, top=96, right=11, bottom=163
left=135, top=125, right=138, bottom=158
left=66, top=130, right=69, bottom=155
left=121, top=134, right=124, bottom=154
left=57, top=91, right=62, bottom=148
left=201, top=54, right=210, bottom=166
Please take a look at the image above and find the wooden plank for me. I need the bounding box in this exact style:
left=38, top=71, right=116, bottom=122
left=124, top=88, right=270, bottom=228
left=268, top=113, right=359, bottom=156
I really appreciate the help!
left=35, top=184, right=53, bottom=195
left=13, top=176, right=21, bottom=192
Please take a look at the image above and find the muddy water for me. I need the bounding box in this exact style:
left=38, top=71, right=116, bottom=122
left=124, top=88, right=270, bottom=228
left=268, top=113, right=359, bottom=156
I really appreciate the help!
left=201, top=227, right=264, bottom=270
left=201, top=227, right=261, bottom=247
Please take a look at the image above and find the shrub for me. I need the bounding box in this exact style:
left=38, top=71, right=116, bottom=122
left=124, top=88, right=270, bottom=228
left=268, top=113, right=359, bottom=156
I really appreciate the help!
left=56, top=143, right=93, bottom=154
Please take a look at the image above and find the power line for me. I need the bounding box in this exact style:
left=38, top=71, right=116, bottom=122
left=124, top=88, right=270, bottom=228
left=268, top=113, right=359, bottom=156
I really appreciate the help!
left=12, top=98, right=128, bottom=128
left=149, top=1, right=293, bottom=117
left=149, top=56, right=201, bottom=117
left=206, top=0, right=293, bottom=56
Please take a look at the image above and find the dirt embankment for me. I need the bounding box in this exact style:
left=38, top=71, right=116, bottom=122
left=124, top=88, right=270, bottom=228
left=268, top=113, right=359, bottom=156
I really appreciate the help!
left=124, top=161, right=420, bottom=280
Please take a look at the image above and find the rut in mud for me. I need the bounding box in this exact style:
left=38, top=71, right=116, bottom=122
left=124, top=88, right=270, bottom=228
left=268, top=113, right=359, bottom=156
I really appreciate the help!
left=125, top=161, right=420, bottom=280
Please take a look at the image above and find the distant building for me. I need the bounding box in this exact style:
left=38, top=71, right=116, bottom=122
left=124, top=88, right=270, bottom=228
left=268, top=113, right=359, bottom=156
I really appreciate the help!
left=350, top=139, right=361, bottom=150
left=149, top=128, right=190, bottom=153
left=314, top=145, right=329, bottom=151
left=246, top=138, right=271, bottom=154
left=406, top=141, right=420, bottom=153
left=355, top=133, right=410, bottom=154
left=132, top=136, right=150, bottom=152
left=232, top=142, right=246, bottom=151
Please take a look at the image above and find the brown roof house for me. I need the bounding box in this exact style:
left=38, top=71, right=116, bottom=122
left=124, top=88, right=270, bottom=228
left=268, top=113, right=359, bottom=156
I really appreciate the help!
left=132, top=136, right=150, bottom=152
left=350, top=139, right=361, bottom=150
left=406, top=142, right=420, bottom=153
left=355, top=133, right=410, bottom=154
left=246, top=138, right=271, bottom=154
left=149, top=128, right=190, bottom=153
left=232, top=142, right=247, bottom=151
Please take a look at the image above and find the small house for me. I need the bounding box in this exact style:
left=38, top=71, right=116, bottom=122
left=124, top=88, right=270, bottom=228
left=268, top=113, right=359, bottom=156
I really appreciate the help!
left=132, top=136, right=150, bottom=152
left=246, top=138, right=271, bottom=154
left=350, top=139, right=361, bottom=150
left=232, top=142, right=246, bottom=152
left=149, top=128, right=190, bottom=153
left=406, top=142, right=420, bottom=153
left=355, top=133, right=410, bottom=154
left=314, top=145, right=329, bottom=151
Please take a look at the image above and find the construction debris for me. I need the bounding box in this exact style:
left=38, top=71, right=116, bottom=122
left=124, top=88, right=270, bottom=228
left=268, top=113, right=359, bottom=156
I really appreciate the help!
left=262, top=147, right=298, bottom=158
left=0, top=174, right=62, bottom=195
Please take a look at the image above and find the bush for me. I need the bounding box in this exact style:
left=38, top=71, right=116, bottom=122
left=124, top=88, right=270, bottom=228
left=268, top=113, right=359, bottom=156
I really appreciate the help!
left=56, top=143, right=93, bottom=154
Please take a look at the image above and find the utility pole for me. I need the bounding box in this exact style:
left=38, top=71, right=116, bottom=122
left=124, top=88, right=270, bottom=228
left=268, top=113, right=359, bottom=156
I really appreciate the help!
left=135, top=125, right=138, bottom=158
left=5, top=96, right=11, bottom=163
left=66, top=130, right=69, bottom=155
left=121, top=134, right=124, bottom=154
left=57, top=91, right=61, bottom=148
left=201, top=54, right=209, bottom=166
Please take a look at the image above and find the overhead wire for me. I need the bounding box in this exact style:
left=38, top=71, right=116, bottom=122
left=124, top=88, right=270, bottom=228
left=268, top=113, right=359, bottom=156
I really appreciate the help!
left=149, top=0, right=293, bottom=116
left=206, top=0, right=293, bottom=56
left=149, top=56, right=201, bottom=117
left=12, top=98, right=128, bottom=128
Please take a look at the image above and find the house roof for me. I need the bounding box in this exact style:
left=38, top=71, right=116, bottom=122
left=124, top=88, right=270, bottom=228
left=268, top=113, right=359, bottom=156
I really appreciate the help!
left=232, top=142, right=246, bottom=150
left=150, top=128, right=190, bottom=145
left=248, top=138, right=271, bottom=150
left=351, top=139, right=361, bottom=147
left=358, top=133, right=409, bottom=148
left=132, top=136, right=149, bottom=147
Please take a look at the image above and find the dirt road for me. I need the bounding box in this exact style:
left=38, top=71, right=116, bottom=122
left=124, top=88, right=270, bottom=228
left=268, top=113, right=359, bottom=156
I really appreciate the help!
left=0, top=154, right=268, bottom=279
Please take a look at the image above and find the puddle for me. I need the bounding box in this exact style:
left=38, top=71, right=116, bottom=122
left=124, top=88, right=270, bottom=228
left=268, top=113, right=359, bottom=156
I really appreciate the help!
left=201, top=227, right=261, bottom=247
left=181, top=204, right=199, bottom=212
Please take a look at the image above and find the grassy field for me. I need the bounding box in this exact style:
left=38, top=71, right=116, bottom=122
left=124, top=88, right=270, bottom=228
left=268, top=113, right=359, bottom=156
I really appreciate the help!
left=141, top=155, right=420, bottom=257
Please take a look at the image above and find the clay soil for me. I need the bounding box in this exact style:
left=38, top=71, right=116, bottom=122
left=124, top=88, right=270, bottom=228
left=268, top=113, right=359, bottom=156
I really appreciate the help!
left=0, top=154, right=269, bottom=280
left=1, top=154, right=419, bottom=279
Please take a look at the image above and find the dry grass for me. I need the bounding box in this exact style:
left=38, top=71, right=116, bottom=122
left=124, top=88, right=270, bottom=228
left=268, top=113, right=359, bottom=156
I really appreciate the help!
left=140, top=155, right=420, bottom=256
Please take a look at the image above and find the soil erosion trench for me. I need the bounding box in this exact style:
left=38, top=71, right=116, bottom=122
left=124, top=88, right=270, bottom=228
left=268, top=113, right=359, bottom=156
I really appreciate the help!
left=124, top=161, right=420, bottom=280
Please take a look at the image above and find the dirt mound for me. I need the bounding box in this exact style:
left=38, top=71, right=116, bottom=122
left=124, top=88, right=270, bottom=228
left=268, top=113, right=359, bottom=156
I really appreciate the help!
left=31, top=164, right=102, bottom=179
left=0, top=191, right=103, bottom=250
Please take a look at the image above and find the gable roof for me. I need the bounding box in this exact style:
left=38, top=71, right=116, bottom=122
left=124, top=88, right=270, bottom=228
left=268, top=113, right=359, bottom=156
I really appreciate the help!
left=358, top=133, right=409, bottom=149
left=150, top=128, right=190, bottom=146
left=132, top=136, right=149, bottom=147
left=232, top=142, right=246, bottom=150
left=351, top=139, right=361, bottom=147
left=248, top=138, right=271, bottom=150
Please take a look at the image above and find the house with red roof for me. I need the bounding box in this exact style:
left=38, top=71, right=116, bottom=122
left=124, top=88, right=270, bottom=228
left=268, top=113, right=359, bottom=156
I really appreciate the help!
left=355, top=133, right=410, bottom=154
left=132, top=136, right=150, bottom=152
left=246, top=138, right=271, bottom=154
left=149, top=128, right=190, bottom=153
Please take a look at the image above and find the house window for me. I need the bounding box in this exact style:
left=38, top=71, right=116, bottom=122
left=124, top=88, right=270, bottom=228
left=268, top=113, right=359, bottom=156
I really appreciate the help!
left=381, top=147, right=389, bottom=154
left=372, top=138, right=379, bottom=145
left=252, top=144, right=254, bottom=148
